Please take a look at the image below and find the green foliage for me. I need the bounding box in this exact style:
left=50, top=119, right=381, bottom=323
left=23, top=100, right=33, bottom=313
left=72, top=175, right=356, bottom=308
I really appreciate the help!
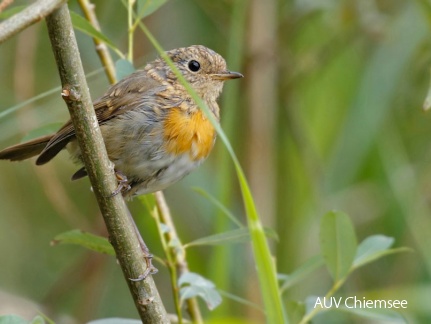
left=279, top=256, right=324, bottom=293
left=52, top=230, right=115, bottom=256
left=293, top=212, right=409, bottom=324
left=320, top=211, right=357, bottom=281
left=337, top=307, right=406, bottom=323
left=286, top=301, right=306, bottom=324
left=353, top=235, right=412, bottom=269
left=0, top=0, right=429, bottom=323
left=325, top=5, right=427, bottom=191
left=136, top=0, right=169, bottom=19
left=21, top=123, right=64, bottom=142
left=87, top=319, right=141, bottom=324
left=179, top=272, right=221, bottom=310
left=0, top=315, right=49, bottom=324
left=192, top=187, right=243, bottom=227
left=0, top=6, right=25, bottom=19
left=70, top=11, right=123, bottom=58
left=115, top=59, right=136, bottom=81
left=184, top=227, right=278, bottom=248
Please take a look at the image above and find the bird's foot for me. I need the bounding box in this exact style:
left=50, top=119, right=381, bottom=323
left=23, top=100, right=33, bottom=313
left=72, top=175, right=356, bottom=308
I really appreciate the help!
left=129, top=253, right=158, bottom=281
left=109, top=170, right=131, bottom=197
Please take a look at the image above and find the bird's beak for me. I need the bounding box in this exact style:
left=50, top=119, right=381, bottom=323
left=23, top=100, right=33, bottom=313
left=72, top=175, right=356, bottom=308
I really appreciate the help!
left=211, top=70, right=244, bottom=81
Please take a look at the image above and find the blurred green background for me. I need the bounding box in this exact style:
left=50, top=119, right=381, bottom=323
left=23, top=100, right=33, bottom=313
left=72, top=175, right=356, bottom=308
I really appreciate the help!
left=1, top=0, right=431, bottom=323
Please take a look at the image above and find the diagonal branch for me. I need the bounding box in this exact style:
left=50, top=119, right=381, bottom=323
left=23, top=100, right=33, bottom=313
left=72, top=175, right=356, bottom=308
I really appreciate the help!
left=45, top=4, right=168, bottom=323
left=0, top=0, right=66, bottom=44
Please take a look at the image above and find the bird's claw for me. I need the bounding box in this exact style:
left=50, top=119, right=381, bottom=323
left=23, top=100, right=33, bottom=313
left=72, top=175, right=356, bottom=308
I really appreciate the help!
left=109, top=170, right=131, bottom=197
left=129, top=254, right=158, bottom=281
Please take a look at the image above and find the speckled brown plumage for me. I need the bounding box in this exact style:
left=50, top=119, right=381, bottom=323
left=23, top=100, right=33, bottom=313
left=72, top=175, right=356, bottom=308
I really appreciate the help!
left=0, top=45, right=243, bottom=198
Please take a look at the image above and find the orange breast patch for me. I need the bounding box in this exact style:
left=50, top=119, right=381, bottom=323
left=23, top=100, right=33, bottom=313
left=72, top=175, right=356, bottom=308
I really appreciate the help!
left=163, top=108, right=216, bottom=161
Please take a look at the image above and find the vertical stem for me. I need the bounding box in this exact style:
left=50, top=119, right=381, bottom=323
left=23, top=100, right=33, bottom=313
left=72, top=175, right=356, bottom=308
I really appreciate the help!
left=45, top=4, right=168, bottom=323
left=149, top=195, right=183, bottom=324
left=77, top=0, right=117, bottom=84
left=154, top=192, right=204, bottom=324
left=127, top=0, right=135, bottom=62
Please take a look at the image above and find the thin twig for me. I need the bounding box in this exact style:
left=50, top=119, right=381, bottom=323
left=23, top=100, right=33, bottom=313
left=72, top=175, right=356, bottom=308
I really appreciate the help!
left=298, top=278, right=346, bottom=324
left=0, top=0, right=66, bottom=44
left=127, top=0, right=134, bottom=62
left=45, top=4, right=168, bottom=323
left=77, top=0, right=117, bottom=84
left=149, top=195, right=183, bottom=324
left=155, top=192, right=204, bottom=324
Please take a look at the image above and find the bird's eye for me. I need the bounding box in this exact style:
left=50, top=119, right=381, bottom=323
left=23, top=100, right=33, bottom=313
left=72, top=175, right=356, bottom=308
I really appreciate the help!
left=188, top=60, right=201, bottom=72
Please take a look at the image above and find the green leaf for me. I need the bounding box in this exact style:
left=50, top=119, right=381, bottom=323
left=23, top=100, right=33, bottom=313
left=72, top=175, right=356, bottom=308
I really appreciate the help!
left=353, top=235, right=411, bottom=269
left=0, top=87, right=61, bottom=121
left=184, top=227, right=278, bottom=248
left=30, top=316, right=46, bottom=324
left=136, top=0, right=169, bottom=20
left=179, top=272, right=222, bottom=310
left=0, top=5, right=26, bottom=19
left=138, top=193, right=156, bottom=210
left=325, top=6, right=428, bottom=191
left=218, top=289, right=264, bottom=312
left=338, top=307, right=407, bottom=323
left=0, top=315, right=46, bottom=324
left=192, top=187, right=244, bottom=228
left=304, top=295, right=328, bottom=315
left=353, top=235, right=392, bottom=268
left=52, top=229, right=115, bottom=256
left=0, top=68, right=104, bottom=122
left=87, top=319, right=142, bottom=324
left=140, top=25, right=287, bottom=323
left=320, top=210, right=357, bottom=281
left=70, top=11, right=123, bottom=58
left=115, top=59, right=136, bottom=81
left=21, top=123, right=64, bottom=143
left=279, top=255, right=325, bottom=293
left=286, top=300, right=306, bottom=324
left=0, top=315, right=29, bottom=324
left=34, top=313, right=54, bottom=324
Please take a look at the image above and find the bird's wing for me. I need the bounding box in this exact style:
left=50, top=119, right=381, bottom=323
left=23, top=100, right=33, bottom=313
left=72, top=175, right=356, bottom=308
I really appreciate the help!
left=36, top=71, right=164, bottom=165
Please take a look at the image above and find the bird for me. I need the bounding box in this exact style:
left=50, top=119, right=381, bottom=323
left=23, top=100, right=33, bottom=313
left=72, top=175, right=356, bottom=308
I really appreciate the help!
left=0, top=45, right=243, bottom=198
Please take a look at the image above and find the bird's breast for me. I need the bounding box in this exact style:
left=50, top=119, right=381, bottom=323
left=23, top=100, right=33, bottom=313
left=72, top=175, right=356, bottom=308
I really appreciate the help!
left=163, top=107, right=216, bottom=161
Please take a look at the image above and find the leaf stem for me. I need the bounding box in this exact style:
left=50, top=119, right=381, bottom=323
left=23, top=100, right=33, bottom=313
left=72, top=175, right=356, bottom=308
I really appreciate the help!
left=298, top=278, right=346, bottom=324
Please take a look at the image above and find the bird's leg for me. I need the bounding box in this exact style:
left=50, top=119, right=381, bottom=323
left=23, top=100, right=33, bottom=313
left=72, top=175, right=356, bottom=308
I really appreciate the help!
left=109, top=170, right=132, bottom=197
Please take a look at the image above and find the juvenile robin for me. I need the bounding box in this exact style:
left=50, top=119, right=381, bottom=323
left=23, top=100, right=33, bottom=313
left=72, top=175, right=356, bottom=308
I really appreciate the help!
left=0, top=45, right=243, bottom=197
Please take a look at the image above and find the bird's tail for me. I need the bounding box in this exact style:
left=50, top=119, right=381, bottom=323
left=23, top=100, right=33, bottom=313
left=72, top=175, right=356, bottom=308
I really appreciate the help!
left=0, top=134, right=53, bottom=162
